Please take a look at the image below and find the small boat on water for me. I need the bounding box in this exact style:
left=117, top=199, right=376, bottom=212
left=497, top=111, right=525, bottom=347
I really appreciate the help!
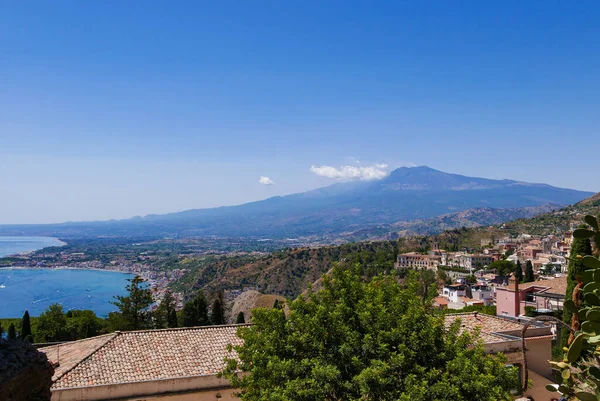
left=0, top=284, right=6, bottom=289
left=86, top=288, right=91, bottom=291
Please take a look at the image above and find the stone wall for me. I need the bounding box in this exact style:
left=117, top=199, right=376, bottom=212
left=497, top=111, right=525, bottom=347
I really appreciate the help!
left=0, top=339, right=54, bottom=401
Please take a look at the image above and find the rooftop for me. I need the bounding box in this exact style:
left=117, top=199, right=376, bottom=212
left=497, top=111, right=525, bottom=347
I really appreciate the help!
left=445, top=312, right=533, bottom=344
left=39, top=325, right=245, bottom=390
left=497, top=276, right=568, bottom=296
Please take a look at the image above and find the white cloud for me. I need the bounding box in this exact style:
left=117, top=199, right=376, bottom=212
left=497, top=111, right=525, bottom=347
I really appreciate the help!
left=259, top=176, right=275, bottom=185
left=310, top=163, right=390, bottom=181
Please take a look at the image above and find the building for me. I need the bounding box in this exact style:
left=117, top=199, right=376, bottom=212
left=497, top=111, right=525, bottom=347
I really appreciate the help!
left=445, top=312, right=554, bottom=400
left=396, top=252, right=441, bottom=269
left=496, top=276, right=568, bottom=317
left=40, top=325, right=244, bottom=401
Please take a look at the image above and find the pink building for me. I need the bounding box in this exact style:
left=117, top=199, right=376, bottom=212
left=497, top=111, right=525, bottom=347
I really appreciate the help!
left=496, top=277, right=567, bottom=317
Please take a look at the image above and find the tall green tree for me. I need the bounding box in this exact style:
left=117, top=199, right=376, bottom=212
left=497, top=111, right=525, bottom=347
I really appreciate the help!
left=515, top=260, right=523, bottom=283
left=154, top=290, right=178, bottom=328
left=65, top=310, right=104, bottom=339
left=36, top=304, right=68, bottom=342
left=211, top=298, right=224, bottom=325
left=7, top=323, right=17, bottom=340
left=524, top=260, right=534, bottom=283
left=562, top=231, right=593, bottom=346
left=20, top=310, right=32, bottom=341
left=222, top=265, right=519, bottom=401
left=236, top=312, right=245, bottom=324
left=111, top=276, right=153, bottom=331
left=182, top=293, right=209, bottom=327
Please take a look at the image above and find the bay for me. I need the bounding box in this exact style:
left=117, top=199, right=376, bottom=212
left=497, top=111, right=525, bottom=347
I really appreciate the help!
left=0, top=268, right=135, bottom=318
left=0, top=236, right=65, bottom=258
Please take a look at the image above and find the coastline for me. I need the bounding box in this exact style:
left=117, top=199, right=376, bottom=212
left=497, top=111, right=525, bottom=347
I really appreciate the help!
left=0, top=266, right=134, bottom=275
left=0, top=236, right=67, bottom=258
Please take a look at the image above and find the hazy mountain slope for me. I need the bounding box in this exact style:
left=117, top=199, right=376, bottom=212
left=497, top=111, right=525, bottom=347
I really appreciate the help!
left=334, top=203, right=561, bottom=242
left=0, top=167, right=593, bottom=239
left=503, top=192, right=600, bottom=235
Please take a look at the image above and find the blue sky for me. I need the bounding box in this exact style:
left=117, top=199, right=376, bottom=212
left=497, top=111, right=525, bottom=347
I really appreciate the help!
left=1, top=1, right=599, bottom=224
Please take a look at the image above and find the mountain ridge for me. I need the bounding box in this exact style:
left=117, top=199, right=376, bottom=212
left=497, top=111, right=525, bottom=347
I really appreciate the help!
left=0, top=166, right=593, bottom=239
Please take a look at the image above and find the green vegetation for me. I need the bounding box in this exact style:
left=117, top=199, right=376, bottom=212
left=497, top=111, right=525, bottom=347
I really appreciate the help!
left=562, top=228, right=593, bottom=340
left=548, top=214, right=600, bottom=399
left=20, top=310, right=32, bottom=342
left=236, top=312, right=245, bottom=324
left=222, top=265, right=518, bottom=400
left=486, top=260, right=515, bottom=276
left=211, top=298, right=224, bottom=325
left=110, top=276, right=153, bottom=331
left=182, top=293, right=210, bottom=327
left=154, top=290, right=178, bottom=329
left=524, top=260, right=534, bottom=283
left=515, top=260, right=523, bottom=283
left=7, top=323, right=16, bottom=340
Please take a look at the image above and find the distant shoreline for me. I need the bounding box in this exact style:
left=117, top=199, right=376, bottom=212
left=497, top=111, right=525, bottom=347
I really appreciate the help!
left=0, top=236, right=67, bottom=258
left=0, top=266, right=134, bottom=275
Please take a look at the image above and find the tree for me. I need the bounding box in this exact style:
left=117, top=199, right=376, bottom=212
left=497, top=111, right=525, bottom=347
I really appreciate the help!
left=7, top=323, right=17, bottom=340
left=465, top=274, right=477, bottom=284
left=487, top=260, right=515, bottom=276
left=236, top=312, right=245, bottom=324
left=222, top=265, right=519, bottom=401
left=515, top=260, right=523, bottom=283
left=66, top=310, right=104, bottom=339
left=36, top=304, right=68, bottom=342
left=524, top=260, right=534, bottom=283
left=211, top=298, right=224, bottom=325
left=182, top=293, right=209, bottom=327
left=546, top=215, right=600, bottom=399
left=562, top=230, right=592, bottom=346
left=20, top=310, right=32, bottom=341
left=154, top=290, right=178, bottom=328
left=111, top=276, right=153, bottom=331
left=273, top=299, right=283, bottom=309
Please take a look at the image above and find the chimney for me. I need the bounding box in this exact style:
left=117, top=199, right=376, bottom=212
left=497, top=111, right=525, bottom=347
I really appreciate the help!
left=513, top=276, right=520, bottom=317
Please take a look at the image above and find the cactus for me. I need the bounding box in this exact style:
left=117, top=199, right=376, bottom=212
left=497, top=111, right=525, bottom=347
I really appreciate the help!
left=548, top=214, right=600, bottom=400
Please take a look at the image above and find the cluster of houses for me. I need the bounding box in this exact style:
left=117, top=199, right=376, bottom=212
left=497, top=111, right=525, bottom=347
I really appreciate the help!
left=18, top=230, right=580, bottom=401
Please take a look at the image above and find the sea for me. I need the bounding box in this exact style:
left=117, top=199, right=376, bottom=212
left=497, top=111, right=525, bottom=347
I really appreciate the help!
left=0, top=237, right=134, bottom=318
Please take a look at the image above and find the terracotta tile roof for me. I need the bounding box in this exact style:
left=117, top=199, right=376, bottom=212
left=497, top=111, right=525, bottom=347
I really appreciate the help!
left=497, top=276, right=568, bottom=296
left=444, top=313, right=526, bottom=344
left=39, top=325, right=245, bottom=390
left=433, top=296, right=449, bottom=306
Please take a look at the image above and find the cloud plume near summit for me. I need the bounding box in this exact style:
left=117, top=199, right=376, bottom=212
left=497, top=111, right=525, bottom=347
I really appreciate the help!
left=310, top=163, right=389, bottom=181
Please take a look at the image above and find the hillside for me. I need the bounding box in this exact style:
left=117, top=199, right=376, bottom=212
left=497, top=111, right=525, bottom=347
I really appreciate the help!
left=502, top=192, right=600, bottom=235
left=169, top=227, right=494, bottom=298
left=0, top=167, right=592, bottom=239
left=165, top=195, right=600, bottom=299
left=333, top=204, right=561, bottom=242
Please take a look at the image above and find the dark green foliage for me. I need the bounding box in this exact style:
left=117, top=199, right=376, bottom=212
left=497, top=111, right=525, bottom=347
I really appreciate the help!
left=524, top=260, right=534, bottom=283
left=65, top=310, right=104, bottom=339
left=182, top=293, right=209, bottom=327
left=524, top=306, right=536, bottom=317
left=7, top=323, right=16, bottom=340
left=111, top=276, right=153, bottom=331
left=222, top=266, right=519, bottom=401
left=465, top=274, right=477, bottom=284
left=20, top=310, right=32, bottom=341
left=272, top=299, right=283, bottom=309
left=487, top=260, right=515, bottom=276
left=515, top=260, right=523, bottom=283
left=35, top=304, right=68, bottom=342
left=211, top=299, right=224, bottom=325
left=154, top=290, right=178, bottom=328
left=562, top=232, right=593, bottom=346
left=236, top=312, right=245, bottom=324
